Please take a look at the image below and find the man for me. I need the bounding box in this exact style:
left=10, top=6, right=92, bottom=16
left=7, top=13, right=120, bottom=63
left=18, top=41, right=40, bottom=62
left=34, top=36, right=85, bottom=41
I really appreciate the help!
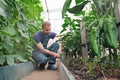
left=32, top=21, right=60, bottom=70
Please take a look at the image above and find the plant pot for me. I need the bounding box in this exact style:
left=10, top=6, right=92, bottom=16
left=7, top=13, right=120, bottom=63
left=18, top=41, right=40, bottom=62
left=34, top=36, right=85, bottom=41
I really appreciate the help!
left=0, top=61, right=35, bottom=80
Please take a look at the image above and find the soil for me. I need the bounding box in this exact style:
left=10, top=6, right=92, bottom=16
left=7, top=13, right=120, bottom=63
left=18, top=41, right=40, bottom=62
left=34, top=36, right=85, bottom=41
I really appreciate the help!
left=63, top=58, right=120, bottom=80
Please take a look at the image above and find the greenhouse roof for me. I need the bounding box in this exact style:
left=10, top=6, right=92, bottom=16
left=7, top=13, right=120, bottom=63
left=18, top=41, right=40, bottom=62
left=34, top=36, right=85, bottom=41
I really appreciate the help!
left=40, top=0, right=66, bottom=33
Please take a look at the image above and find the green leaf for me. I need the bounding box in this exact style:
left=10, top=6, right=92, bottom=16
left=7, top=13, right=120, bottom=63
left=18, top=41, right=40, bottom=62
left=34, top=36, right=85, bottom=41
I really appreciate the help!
left=16, top=55, right=27, bottom=62
left=75, top=0, right=83, bottom=4
left=4, top=27, right=16, bottom=36
left=60, top=29, right=67, bottom=33
left=0, top=55, right=5, bottom=65
left=18, top=0, right=43, bottom=20
left=74, top=11, right=85, bottom=16
left=0, top=29, right=13, bottom=37
left=0, top=7, right=6, bottom=17
left=18, top=21, right=29, bottom=39
left=0, top=0, right=14, bottom=20
left=62, top=0, right=72, bottom=18
left=0, top=46, right=2, bottom=49
left=68, top=1, right=89, bottom=14
left=26, top=45, right=33, bottom=53
left=6, top=55, right=16, bottom=65
left=0, top=0, right=7, bottom=18
left=2, top=43, right=13, bottom=54
left=14, top=34, right=21, bottom=43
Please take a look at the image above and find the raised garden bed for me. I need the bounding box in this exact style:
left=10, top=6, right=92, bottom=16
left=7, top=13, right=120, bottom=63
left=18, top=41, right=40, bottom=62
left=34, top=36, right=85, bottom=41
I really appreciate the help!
left=63, top=58, right=120, bottom=80
left=0, top=62, right=35, bottom=80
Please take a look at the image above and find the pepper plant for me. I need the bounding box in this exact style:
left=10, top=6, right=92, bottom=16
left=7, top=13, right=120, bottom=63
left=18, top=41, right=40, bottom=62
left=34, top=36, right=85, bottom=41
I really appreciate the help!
left=61, top=0, right=119, bottom=63
left=61, top=0, right=120, bottom=77
left=59, top=15, right=82, bottom=59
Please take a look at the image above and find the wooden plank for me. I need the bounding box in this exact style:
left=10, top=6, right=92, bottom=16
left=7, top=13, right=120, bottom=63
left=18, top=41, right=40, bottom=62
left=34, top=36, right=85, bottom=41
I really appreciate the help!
left=80, top=22, right=88, bottom=60
left=114, top=0, right=120, bottom=23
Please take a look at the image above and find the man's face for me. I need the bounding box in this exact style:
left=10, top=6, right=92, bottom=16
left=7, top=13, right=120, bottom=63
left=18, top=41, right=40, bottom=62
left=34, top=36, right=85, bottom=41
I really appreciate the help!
left=42, top=25, right=51, bottom=35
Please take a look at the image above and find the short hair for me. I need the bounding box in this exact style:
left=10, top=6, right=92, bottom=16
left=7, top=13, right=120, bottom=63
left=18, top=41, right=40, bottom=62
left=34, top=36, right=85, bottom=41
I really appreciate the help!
left=42, top=21, right=51, bottom=29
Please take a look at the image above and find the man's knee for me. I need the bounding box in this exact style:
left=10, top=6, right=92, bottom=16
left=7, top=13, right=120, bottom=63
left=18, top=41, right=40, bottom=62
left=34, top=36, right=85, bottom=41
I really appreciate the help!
left=52, top=42, right=59, bottom=48
left=32, top=53, right=48, bottom=65
left=40, top=58, right=48, bottom=65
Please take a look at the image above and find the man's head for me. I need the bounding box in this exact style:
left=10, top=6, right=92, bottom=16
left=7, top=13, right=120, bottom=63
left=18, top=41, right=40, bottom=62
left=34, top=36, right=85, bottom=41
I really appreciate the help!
left=42, top=21, right=51, bottom=35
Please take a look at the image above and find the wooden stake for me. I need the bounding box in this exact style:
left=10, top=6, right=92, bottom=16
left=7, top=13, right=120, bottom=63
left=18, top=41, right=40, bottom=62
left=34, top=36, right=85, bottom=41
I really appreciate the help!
left=114, top=0, right=120, bottom=49
left=80, top=22, right=88, bottom=61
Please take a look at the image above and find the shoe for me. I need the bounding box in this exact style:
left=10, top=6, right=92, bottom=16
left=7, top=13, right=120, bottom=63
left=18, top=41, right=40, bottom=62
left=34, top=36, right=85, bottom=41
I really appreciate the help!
left=47, top=64, right=58, bottom=70
left=39, top=64, right=45, bottom=70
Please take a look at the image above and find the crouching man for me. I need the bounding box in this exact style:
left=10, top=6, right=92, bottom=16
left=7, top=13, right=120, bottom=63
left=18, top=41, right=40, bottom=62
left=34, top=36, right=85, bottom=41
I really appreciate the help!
left=32, top=21, right=60, bottom=70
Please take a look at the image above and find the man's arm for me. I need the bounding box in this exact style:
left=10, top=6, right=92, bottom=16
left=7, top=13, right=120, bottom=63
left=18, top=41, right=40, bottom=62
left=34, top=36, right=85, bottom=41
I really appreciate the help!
left=37, top=42, right=60, bottom=58
left=56, top=34, right=60, bottom=37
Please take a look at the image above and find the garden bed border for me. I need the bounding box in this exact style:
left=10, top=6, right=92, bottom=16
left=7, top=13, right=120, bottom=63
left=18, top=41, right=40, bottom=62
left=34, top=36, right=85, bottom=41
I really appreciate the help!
left=0, top=61, right=35, bottom=80
left=58, top=60, right=76, bottom=80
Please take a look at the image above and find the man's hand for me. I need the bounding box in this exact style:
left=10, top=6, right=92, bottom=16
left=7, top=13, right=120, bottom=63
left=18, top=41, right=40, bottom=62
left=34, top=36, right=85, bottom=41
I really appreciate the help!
left=53, top=52, right=60, bottom=58
left=37, top=42, right=60, bottom=58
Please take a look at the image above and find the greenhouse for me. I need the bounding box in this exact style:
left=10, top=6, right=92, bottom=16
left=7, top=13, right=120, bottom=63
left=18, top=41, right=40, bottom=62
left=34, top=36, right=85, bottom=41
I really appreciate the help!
left=0, top=0, right=120, bottom=80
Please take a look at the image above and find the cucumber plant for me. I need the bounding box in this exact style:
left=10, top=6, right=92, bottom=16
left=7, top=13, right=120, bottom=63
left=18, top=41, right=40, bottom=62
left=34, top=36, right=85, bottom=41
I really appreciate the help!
left=0, top=0, right=43, bottom=66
